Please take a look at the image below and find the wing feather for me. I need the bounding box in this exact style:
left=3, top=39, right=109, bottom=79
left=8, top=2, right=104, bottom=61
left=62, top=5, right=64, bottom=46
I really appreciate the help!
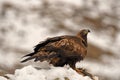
left=50, top=37, right=87, bottom=58
left=21, top=36, right=87, bottom=63
left=21, top=36, right=65, bottom=62
left=22, top=36, right=65, bottom=58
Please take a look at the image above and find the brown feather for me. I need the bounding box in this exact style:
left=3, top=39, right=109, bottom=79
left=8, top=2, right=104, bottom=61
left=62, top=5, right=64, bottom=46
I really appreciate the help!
left=21, top=29, right=90, bottom=70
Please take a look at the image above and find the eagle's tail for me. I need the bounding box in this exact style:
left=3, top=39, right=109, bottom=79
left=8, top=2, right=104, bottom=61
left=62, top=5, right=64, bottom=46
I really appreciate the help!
left=21, top=56, right=36, bottom=63
left=21, top=52, right=36, bottom=63
left=21, top=45, right=62, bottom=63
left=22, top=52, right=35, bottom=58
left=21, top=52, right=60, bottom=63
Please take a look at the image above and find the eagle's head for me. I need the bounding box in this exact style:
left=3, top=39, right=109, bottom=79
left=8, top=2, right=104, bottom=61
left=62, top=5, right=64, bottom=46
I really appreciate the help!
left=77, top=29, right=90, bottom=44
left=77, top=29, right=90, bottom=37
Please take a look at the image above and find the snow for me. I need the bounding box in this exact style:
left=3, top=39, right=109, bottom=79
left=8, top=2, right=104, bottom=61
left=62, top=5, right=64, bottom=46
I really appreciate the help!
left=5, top=65, right=98, bottom=80
left=0, top=76, right=7, bottom=80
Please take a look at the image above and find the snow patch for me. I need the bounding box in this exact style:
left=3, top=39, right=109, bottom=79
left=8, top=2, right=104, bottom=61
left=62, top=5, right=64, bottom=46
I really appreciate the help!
left=6, top=65, right=97, bottom=80
left=0, top=76, right=7, bottom=80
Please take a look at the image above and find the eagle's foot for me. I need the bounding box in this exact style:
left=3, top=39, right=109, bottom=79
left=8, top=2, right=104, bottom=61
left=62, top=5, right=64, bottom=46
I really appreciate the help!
left=76, top=68, right=95, bottom=80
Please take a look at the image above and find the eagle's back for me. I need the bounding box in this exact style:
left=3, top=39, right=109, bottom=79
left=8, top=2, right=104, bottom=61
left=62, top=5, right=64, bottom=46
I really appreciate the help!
left=49, top=36, right=87, bottom=57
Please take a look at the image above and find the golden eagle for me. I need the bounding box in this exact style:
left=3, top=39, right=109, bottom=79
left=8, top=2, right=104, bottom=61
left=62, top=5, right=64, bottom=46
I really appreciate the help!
left=21, top=29, right=90, bottom=74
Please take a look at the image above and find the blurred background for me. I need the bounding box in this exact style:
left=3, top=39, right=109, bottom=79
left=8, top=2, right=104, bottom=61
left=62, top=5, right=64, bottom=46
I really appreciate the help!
left=0, top=0, right=120, bottom=80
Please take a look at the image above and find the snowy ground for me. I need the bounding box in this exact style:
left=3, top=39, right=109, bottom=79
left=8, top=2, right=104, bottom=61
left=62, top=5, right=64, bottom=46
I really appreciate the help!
left=5, top=65, right=98, bottom=80
left=0, top=0, right=120, bottom=80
